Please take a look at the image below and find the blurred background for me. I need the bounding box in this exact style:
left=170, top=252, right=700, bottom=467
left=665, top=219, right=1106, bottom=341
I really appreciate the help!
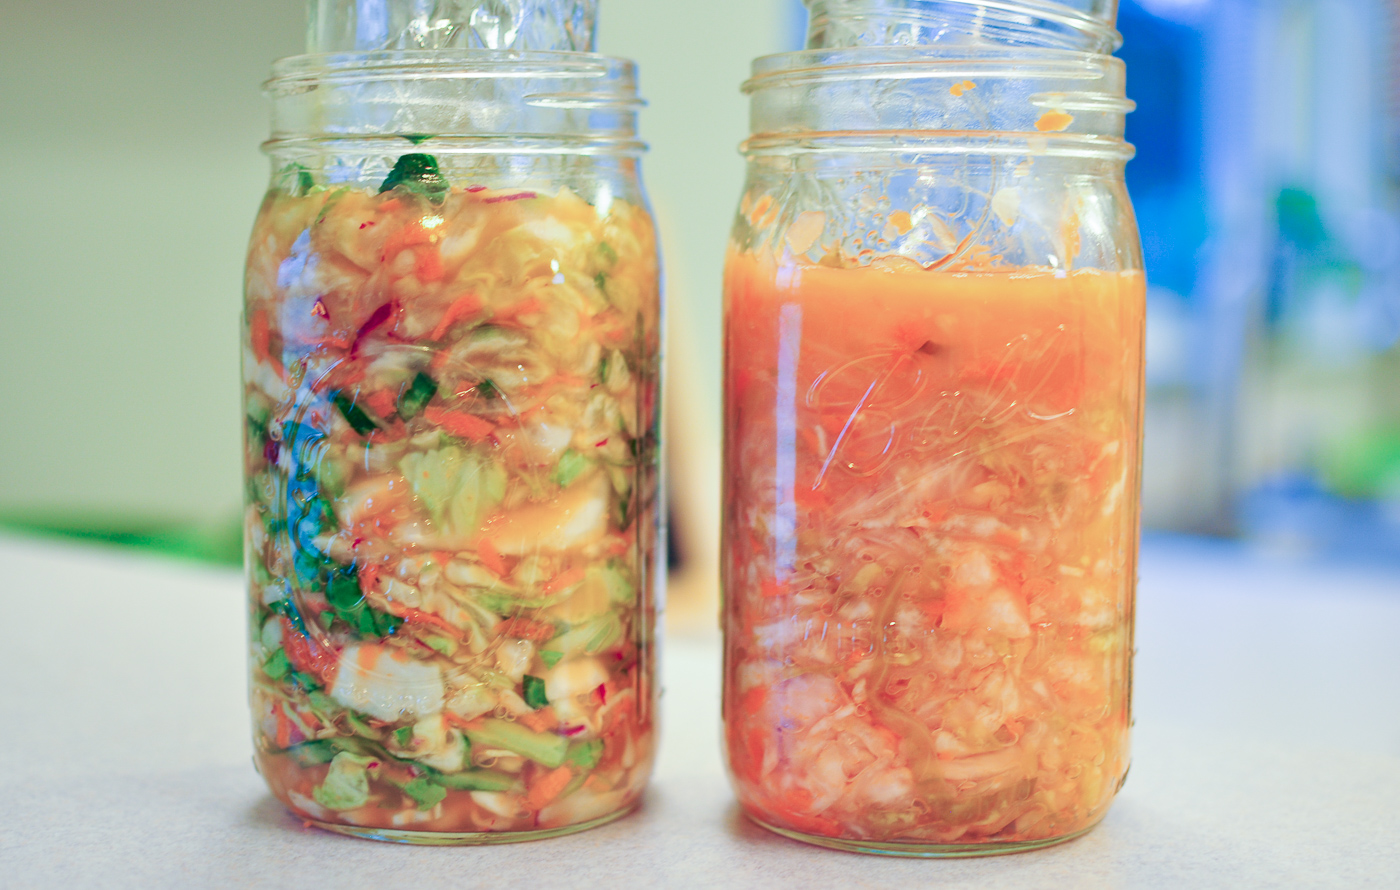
left=2, top=0, right=1398, bottom=608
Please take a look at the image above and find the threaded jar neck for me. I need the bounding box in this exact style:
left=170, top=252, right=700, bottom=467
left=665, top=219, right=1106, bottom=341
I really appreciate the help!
left=306, top=0, right=598, bottom=52
left=803, top=0, right=1120, bottom=53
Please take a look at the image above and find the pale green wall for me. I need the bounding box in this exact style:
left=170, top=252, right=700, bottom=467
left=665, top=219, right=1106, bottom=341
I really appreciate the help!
left=0, top=1, right=784, bottom=523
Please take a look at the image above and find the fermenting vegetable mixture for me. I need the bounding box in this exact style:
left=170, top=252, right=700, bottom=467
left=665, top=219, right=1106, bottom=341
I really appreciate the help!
left=723, top=228, right=1143, bottom=846
left=244, top=154, right=660, bottom=835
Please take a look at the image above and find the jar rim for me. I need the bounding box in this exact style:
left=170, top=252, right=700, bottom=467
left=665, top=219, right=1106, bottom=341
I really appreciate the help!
left=744, top=46, right=1122, bottom=93
left=266, top=49, right=637, bottom=95
left=741, top=131, right=1135, bottom=161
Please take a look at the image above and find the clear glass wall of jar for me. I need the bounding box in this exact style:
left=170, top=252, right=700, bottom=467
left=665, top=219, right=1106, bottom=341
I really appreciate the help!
left=243, top=10, right=662, bottom=843
left=722, top=0, right=1143, bottom=857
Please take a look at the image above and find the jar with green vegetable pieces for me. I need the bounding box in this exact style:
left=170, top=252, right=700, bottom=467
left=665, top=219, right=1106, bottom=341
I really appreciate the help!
left=242, top=24, right=661, bottom=843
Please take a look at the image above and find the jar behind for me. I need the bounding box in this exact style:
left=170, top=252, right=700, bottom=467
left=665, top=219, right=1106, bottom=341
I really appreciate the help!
left=242, top=37, right=661, bottom=843
left=721, top=1, right=1143, bottom=857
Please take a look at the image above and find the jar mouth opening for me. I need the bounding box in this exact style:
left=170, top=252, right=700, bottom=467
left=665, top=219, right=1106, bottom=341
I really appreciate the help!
left=745, top=45, right=1120, bottom=92
left=267, top=49, right=637, bottom=94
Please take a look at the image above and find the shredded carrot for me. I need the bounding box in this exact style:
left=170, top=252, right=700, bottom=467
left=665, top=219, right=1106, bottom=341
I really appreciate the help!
left=379, top=222, right=432, bottom=261
left=500, top=617, right=557, bottom=643
left=281, top=617, right=339, bottom=683
left=517, top=707, right=558, bottom=733
left=475, top=538, right=507, bottom=575
left=363, top=389, right=397, bottom=419
left=249, top=309, right=284, bottom=378
left=274, top=702, right=293, bottom=749
left=414, top=245, right=445, bottom=282
left=498, top=296, right=544, bottom=320
left=583, top=774, right=610, bottom=792
left=358, top=562, right=381, bottom=596
left=443, top=712, right=480, bottom=732
left=527, top=765, right=574, bottom=810
left=429, top=293, right=484, bottom=341
left=423, top=406, right=495, bottom=443
left=541, top=566, right=586, bottom=596
left=388, top=606, right=468, bottom=640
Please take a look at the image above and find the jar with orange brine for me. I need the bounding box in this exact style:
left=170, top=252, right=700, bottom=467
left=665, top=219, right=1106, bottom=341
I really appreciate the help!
left=721, top=0, right=1144, bottom=856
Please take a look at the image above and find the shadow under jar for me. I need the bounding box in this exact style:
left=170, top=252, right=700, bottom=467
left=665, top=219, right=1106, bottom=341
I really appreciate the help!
left=242, top=46, right=662, bottom=844
left=721, top=0, right=1145, bottom=858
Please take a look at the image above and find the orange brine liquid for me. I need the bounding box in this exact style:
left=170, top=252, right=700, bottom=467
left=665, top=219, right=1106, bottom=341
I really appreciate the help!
left=722, top=249, right=1144, bottom=847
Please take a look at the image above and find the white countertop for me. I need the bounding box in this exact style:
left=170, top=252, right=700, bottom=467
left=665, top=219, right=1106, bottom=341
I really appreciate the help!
left=1, top=533, right=1397, bottom=888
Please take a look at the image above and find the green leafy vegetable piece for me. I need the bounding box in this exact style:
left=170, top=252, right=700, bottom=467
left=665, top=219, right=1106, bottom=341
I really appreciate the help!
left=315, top=187, right=351, bottom=224
left=432, top=769, right=515, bottom=792
left=466, top=718, right=568, bottom=768
left=312, top=752, right=378, bottom=810
left=378, top=153, right=449, bottom=204
left=288, top=740, right=338, bottom=766
left=522, top=675, right=549, bottom=709
left=397, top=775, right=448, bottom=810
left=552, top=449, right=590, bottom=488
left=399, top=446, right=506, bottom=539
left=326, top=570, right=363, bottom=611
left=324, top=566, right=400, bottom=639
left=599, top=561, right=636, bottom=605
left=566, top=738, right=604, bottom=770
left=393, top=726, right=414, bottom=748
left=423, top=635, right=458, bottom=657
left=397, top=371, right=438, bottom=421
left=331, top=391, right=378, bottom=436
left=403, top=133, right=437, bottom=146
left=281, top=163, right=314, bottom=197
left=291, top=671, right=319, bottom=691
left=476, top=379, right=498, bottom=400
left=539, top=650, right=563, bottom=668
left=541, top=613, right=623, bottom=663
left=263, top=648, right=292, bottom=680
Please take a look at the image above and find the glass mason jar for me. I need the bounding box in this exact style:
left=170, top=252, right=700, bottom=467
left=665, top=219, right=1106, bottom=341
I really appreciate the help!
left=721, top=0, right=1143, bottom=857
left=242, top=1, right=661, bottom=844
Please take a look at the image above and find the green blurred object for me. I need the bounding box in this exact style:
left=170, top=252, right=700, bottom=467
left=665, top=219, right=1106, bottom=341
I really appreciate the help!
left=1322, top=426, right=1400, bottom=500
left=0, top=512, right=243, bottom=567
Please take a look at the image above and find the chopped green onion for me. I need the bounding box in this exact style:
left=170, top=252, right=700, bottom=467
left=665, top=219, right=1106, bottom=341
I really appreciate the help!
left=423, top=635, right=458, bottom=656
left=263, top=648, right=292, bottom=680
left=432, top=769, right=516, bottom=792
left=379, top=153, right=449, bottom=204
left=393, top=726, right=414, bottom=748
left=403, top=133, right=437, bottom=146
left=326, top=571, right=363, bottom=611
left=597, top=241, right=618, bottom=266
left=566, top=738, right=604, bottom=770
left=332, top=391, right=378, bottom=436
left=476, top=378, right=498, bottom=400
left=397, top=371, right=438, bottom=420
left=288, top=740, right=338, bottom=766
left=552, top=449, right=590, bottom=488
left=396, top=776, right=448, bottom=810
left=540, top=650, right=563, bottom=668
left=466, top=718, right=568, bottom=768
left=522, top=674, right=549, bottom=709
